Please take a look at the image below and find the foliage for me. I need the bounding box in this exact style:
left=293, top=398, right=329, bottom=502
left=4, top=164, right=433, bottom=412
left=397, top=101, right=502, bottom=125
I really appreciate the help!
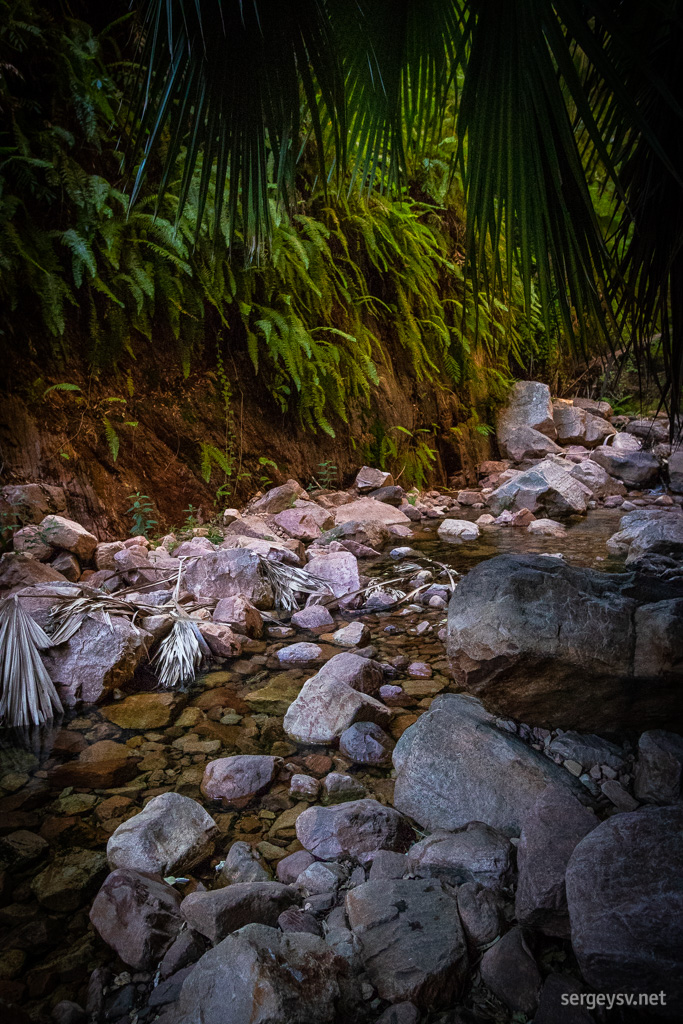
left=126, top=492, right=157, bottom=537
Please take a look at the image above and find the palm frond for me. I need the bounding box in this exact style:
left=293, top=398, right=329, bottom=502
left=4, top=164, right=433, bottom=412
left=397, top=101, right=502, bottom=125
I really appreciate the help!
left=152, top=618, right=209, bottom=689
left=0, top=597, right=63, bottom=728
left=259, top=556, right=333, bottom=611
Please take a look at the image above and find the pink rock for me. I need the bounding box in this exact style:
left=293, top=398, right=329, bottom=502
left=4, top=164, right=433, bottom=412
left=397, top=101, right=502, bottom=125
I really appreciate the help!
left=407, top=662, right=432, bottom=679
left=201, top=755, right=280, bottom=808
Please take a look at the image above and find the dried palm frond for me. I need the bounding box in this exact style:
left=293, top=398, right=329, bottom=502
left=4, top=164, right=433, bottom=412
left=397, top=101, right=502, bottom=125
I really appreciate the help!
left=152, top=618, right=210, bottom=690
left=259, top=557, right=333, bottom=612
left=0, top=596, right=63, bottom=728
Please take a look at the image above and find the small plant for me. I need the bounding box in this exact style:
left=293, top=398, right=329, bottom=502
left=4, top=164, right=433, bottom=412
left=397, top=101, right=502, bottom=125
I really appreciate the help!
left=182, top=504, right=200, bottom=532
left=126, top=493, right=157, bottom=538
left=310, top=459, right=338, bottom=490
left=207, top=526, right=224, bottom=545
left=258, top=456, right=278, bottom=488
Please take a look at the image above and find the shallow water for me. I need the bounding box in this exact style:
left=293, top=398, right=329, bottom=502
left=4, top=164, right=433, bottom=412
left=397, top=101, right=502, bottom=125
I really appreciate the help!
left=0, top=510, right=630, bottom=1017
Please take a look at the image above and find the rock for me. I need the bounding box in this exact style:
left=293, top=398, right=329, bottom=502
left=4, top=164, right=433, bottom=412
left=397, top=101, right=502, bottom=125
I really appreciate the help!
left=392, top=694, right=589, bottom=836
left=368, top=850, right=408, bottom=880
left=291, top=604, right=334, bottom=629
left=305, top=550, right=360, bottom=600
left=498, top=426, right=563, bottom=462
left=2, top=481, right=66, bottom=524
left=0, top=551, right=68, bottom=595
left=276, top=641, right=322, bottom=666
left=606, top=508, right=683, bottom=565
left=12, top=524, right=53, bottom=560
left=599, top=778, right=638, bottom=811
left=489, top=459, right=590, bottom=517
left=182, top=548, right=273, bottom=609
left=296, top=799, right=413, bottom=861
left=332, top=621, right=369, bottom=646
left=212, top=596, right=263, bottom=638
left=322, top=772, right=367, bottom=804
left=590, top=446, right=660, bottom=487
left=497, top=381, right=557, bottom=441
left=515, top=786, right=598, bottom=936
left=38, top=515, right=97, bottom=561
left=634, top=729, right=683, bottom=804
left=276, top=850, right=316, bottom=884
left=201, top=755, right=280, bottom=808
left=51, top=1001, right=86, bottom=1024
left=346, top=878, right=468, bottom=1007
left=446, top=553, right=683, bottom=731
left=94, top=541, right=125, bottom=570
left=333, top=498, right=410, bottom=528
left=159, top=929, right=208, bottom=980
left=368, top=485, right=403, bottom=505
left=48, top=739, right=140, bottom=788
left=289, top=774, right=320, bottom=800
left=407, top=823, right=513, bottom=890
left=251, top=479, right=306, bottom=513
left=277, top=906, right=323, bottom=936
left=573, top=396, right=612, bottom=419
left=479, top=926, right=541, bottom=1016
left=610, top=430, right=642, bottom=453
left=374, top=1004, right=419, bottom=1024
left=0, top=829, right=49, bottom=868
left=295, top=860, right=346, bottom=896
left=283, top=653, right=388, bottom=745
left=569, top=459, right=626, bottom=498
left=217, top=841, right=272, bottom=886
left=339, top=721, right=394, bottom=765
left=566, top=806, right=683, bottom=1009
left=107, top=792, right=217, bottom=876
left=42, top=615, right=151, bottom=706
left=174, top=537, right=216, bottom=558
left=456, top=881, right=502, bottom=946
left=546, top=731, right=625, bottom=771
left=355, top=467, right=394, bottom=492
left=625, top=417, right=669, bottom=443
left=437, top=519, right=480, bottom=543
left=273, top=507, right=334, bottom=541
left=173, top=922, right=359, bottom=1024
left=102, top=691, right=179, bottom=730
left=553, top=400, right=588, bottom=444
left=668, top=449, right=683, bottom=493
left=31, top=848, right=107, bottom=912
left=527, top=517, right=566, bottom=537
left=181, top=882, right=298, bottom=944
left=198, top=622, right=242, bottom=659
left=584, top=413, right=616, bottom=447
left=89, top=869, right=182, bottom=970
left=316, top=652, right=384, bottom=694
left=244, top=674, right=303, bottom=715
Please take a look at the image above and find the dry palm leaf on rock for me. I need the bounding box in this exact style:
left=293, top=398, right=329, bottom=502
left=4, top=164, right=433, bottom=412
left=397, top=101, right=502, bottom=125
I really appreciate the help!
left=0, top=596, right=63, bottom=728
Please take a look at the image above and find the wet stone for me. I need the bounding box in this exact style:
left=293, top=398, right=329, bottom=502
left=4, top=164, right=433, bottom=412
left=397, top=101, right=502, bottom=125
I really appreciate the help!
left=339, top=721, right=394, bottom=765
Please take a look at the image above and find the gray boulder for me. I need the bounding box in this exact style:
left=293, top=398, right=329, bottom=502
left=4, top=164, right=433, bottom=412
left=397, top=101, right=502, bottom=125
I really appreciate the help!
left=488, top=459, right=590, bottom=516
left=407, top=822, right=513, bottom=890
left=633, top=729, right=683, bottom=804
left=546, top=731, right=626, bottom=772
left=217, top=841, right=272, bottom=886
left=569, top=460, right=625, bottom=498
left=283, top=654, right=388, bottom=745
left=296, top=798, right=413, bottom=861
left=606, top=508, right=683, bottom=565
left=446, top=553, right=683, bottom=731
left=668, top=449, right=683, bottom=493
left=181, top=882, right=298, bottom=944
left=250, top=479, right=306, bottom=513
left=346, top=878, right=468, bottom=1008
left=498, top=426, right=563, bottom=463
left=182, top=548, right=273, bottom=608
left=515, top=786, right=598, bottom=936
left=173, top=923, right=359, bottom=1024
left=456, top=882, right=502, bottom=946
left=392, top=694, right=588, bottom=836
left=497, top=381, right=557, bottom=444
left=590, top=446, right=660, bottom=487
left=566, top=806, right=683, bottom=1012
left=479, top=926, right=541, bottom=1016
left=107, top=793, right=217, bottom=876
left=201, top=755, right=280, bottom=808
left=89, top=869, right=182, bottom=970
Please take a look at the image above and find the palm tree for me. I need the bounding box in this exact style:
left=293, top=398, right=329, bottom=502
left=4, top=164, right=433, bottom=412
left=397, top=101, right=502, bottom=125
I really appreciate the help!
left=129, top=0, right=683, bottom=433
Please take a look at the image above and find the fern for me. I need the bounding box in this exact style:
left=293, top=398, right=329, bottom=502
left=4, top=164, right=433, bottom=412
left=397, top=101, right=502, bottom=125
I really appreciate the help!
left=102, top=416, right=119, bottom=461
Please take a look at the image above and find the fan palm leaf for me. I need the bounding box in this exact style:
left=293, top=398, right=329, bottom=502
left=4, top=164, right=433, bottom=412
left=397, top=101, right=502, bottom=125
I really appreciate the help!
left=0, top=597, right=64, bottom=728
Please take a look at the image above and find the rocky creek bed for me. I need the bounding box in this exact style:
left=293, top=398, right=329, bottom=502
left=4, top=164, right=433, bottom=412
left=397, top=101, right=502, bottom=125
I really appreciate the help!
left=1, top=384, right=683, bottom=1024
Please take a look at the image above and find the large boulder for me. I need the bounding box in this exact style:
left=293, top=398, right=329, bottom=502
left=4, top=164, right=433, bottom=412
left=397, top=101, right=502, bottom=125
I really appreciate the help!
left=250, top=479, right=306, bottom=513
left=89, top=869, right=183, bottom=970
left=304, top=550, right=360, bottom=599
left=355, top=466, right=394, bottom=492
left=201, top=755, right=280, bottom=808
left=346, top=878, right=468, bottom=1007
left=668, top=449, right=683, bottom=493
left=488, top=459, right=590, bottom=516
left=182, top=548, right=273, bottom=608
left=573, top=396, right=612, bottom=419
left=606, top=509, right=683, bottom=565
left=633, top=729, right=683, bottom=804
left=283, top=653, right=388, bottom=744
left=39, top=515, right=97, bottom=561
left=181, top=882, right=298, bottom=944
left=446, top=553, right=683, bottom=731
left=296, top=798, right=413, bottom=861
left=106, top=793, right=217, bottom=876
left=173, top=923, right=359, bottom=1024
left=407, top=823, right=513, bottom=890
left=569, top=460, right=625, bottom=499
left=47, top=738, right=141, bottom=788
left=273, top=506, right=334, bottom=541
left=392, top=694, right=588, bottom=836
left=566, top=806, right=683, bottom=1013
left=41, top=615, right=152, bottom=705
left=552, top=401, right=587, bottom=444
left=497, top=381, right=557, bottom=444
left=479, top=926, right=541, bottom=1016
left=515, top=786, right=598, bottom=936
left=497, top=427, right=562, bottom=463
left=0, top=552, right=68, bottom=596
left=590, top=446, right=660, bottom=487
left=333, top=498, right=410, bottom=528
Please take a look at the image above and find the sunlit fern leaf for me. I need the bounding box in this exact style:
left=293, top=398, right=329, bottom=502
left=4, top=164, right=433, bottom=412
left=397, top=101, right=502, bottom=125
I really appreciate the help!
left=152, top=619, right=209, bottom=689
left=0, top=597, right=63, bottom=728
